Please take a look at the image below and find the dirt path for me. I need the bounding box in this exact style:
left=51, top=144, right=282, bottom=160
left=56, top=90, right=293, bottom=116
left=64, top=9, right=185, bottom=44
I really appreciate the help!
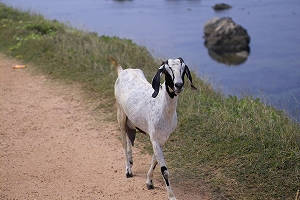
left=0, top=54, right=208, bottom=200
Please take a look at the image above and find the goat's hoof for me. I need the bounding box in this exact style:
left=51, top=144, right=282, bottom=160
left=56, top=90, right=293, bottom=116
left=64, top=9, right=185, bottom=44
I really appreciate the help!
left=146, top=183, right=154, bottom=190
left=126, top=172, right=133, bottom=178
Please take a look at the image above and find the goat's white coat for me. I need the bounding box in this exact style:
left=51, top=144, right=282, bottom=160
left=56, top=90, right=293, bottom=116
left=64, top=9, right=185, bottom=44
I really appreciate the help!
left=115, top=68, right=178, bottom=145
left=115, top=58, right=187, bottom=200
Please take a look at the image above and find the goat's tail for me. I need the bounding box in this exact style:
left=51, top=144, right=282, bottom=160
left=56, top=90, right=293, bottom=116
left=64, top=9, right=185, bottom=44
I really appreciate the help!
left=117, top=66, right=123, bottom=75
left=108, top=56, right=123, bottom=75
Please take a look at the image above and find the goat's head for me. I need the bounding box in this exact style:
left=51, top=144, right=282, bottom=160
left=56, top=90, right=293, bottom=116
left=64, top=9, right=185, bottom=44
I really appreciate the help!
left=152, top=57, right=197, bottom=98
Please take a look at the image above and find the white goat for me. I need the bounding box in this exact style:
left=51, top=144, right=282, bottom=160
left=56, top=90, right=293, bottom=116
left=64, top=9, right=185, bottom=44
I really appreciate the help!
left=114, top=58, right=196, bottom=200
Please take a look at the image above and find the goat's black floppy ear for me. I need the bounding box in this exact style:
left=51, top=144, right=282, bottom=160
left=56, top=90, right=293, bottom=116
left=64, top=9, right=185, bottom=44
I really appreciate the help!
left=184, top=65, right=197, bottom=90
left=178, top=57, right=184, bottom=64
left=152, top=66, right=164, bottom=98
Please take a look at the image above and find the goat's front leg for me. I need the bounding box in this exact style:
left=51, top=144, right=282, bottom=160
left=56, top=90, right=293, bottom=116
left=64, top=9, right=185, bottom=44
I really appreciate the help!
left=146, top=155, right=157, bottom=189
left=151, top=140, right=176, bottom=200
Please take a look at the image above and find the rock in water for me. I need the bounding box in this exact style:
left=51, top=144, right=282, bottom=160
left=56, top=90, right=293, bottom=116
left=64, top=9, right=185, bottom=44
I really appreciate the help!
left=208, top=49, right=249, bottom=66
left=204, top=17, right=250, bottom=53
left=212, top=3, right=232, bottom=11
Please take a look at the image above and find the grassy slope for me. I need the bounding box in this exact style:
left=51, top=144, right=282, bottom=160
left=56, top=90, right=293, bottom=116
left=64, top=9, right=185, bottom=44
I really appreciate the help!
left=0, top=4, right=299, bottom=199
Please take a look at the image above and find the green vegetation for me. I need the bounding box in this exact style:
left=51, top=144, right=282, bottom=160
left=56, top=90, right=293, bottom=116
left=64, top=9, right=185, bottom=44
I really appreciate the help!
left=0, top=3, right=299, bottom=199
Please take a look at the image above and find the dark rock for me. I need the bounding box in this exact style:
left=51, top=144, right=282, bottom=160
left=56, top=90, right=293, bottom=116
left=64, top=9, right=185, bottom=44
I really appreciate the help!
left=204, top=17, right=250, bottom=54
left=213, top=3, right=232, bottom=11
left=208, top=50, right=249, bottom=66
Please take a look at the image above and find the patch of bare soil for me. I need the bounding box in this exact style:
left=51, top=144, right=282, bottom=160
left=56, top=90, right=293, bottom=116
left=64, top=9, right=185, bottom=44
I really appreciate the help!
left=0, top=54, right=209, bottom=200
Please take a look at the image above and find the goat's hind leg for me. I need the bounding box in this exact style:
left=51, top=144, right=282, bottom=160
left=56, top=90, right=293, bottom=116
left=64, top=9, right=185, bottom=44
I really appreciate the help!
left=126, top=135, right=133, bottom=169
left=117, top=106, right=133, bottom=178
left=125, top=118, right=136, bottom=177
left=124, top=135, right=133, bottom=178
left=125, top=118, right=136, bottom=169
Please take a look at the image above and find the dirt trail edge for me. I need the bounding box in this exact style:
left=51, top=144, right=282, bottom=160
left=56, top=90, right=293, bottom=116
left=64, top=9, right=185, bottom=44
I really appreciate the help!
left=0, top=54, right=209, bottom=200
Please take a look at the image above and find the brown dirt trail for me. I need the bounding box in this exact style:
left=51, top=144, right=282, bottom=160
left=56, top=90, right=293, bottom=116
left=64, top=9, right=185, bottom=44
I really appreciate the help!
left=0, top=54, right=208, bottom=200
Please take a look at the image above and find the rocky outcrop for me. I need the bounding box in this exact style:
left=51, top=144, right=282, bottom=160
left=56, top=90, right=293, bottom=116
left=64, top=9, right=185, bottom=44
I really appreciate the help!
left=212, top=3, right=232, bottom=11
left=203, top=17, right=250, bottom=65
left=208, top=50, right=249, bottom=66
left=204, top=17, right=250, bottom=53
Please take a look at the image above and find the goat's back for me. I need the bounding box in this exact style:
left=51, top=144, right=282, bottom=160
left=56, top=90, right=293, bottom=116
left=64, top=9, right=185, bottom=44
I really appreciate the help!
left=115, top=68, right=152, bottom=96
left=114, top=68, right=155, bottom=131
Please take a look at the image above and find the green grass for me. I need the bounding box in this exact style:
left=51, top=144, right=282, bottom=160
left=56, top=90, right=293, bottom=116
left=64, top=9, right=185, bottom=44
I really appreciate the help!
left=0, top=3, right=299, bottom=199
